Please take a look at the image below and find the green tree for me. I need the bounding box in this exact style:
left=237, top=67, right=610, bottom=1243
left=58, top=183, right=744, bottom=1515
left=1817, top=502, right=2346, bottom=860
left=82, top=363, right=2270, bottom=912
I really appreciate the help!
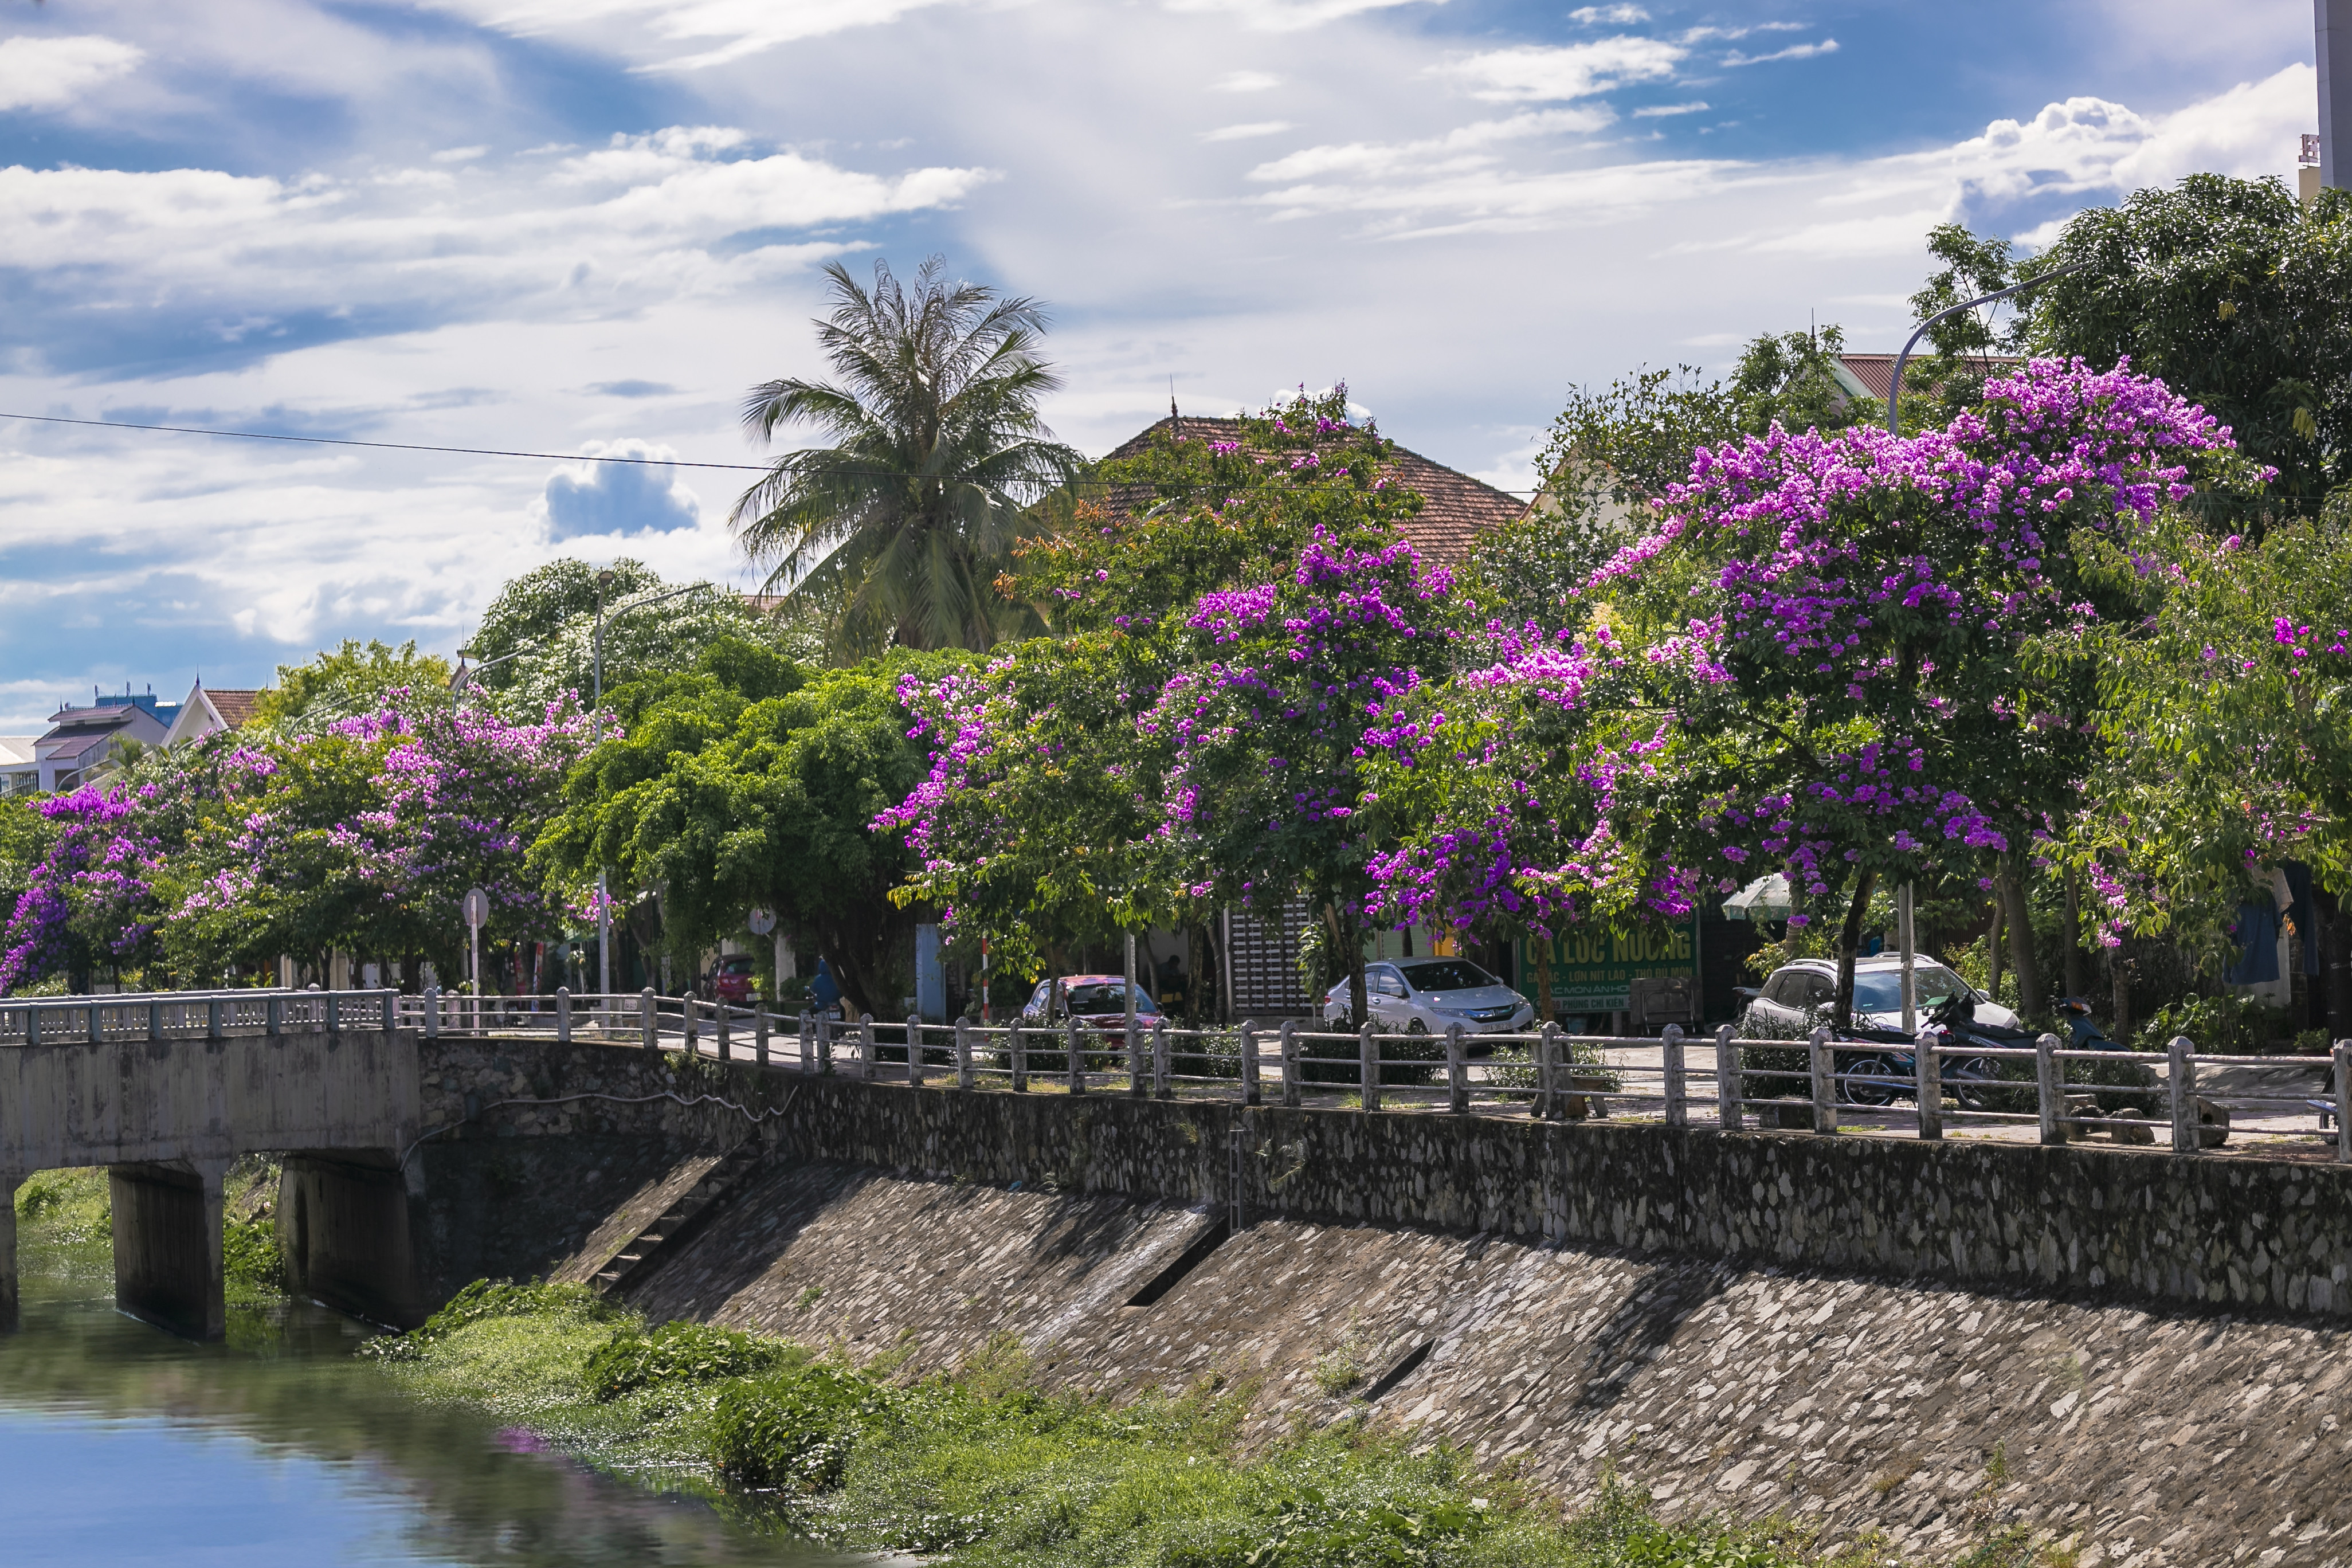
left=253, top=640, right=453, bottom=734
left=1726, top=323, right=1861, bottom=437
left=2016, top=175, right=2352, bottom=518
left=731, top=257, right=1084, bottom=663
left=534, top=640, right=941, bottom=1020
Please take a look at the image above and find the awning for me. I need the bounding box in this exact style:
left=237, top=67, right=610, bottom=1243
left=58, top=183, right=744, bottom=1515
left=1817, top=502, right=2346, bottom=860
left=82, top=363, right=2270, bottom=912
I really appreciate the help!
left=1721, top=873, right=1791, bottom=922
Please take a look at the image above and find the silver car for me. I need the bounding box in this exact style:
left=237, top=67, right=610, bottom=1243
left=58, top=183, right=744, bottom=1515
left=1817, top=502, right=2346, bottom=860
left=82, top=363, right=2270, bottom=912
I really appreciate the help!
left=1741, top=955, right=2020, bottom=1034
left=1321, top=959, right=1535, bottom=1036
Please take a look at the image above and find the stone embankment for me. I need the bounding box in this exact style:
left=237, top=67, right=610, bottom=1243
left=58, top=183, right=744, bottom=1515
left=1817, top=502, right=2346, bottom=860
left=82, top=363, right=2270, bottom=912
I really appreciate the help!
left=413, top=1036, right=2352, bottom=1565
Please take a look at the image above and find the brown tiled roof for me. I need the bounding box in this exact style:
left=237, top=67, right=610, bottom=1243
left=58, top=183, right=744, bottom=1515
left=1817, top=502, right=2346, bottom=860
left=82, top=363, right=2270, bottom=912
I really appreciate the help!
left=1099, top=417, right=1527, bottom=567
left=204, top=689, right=262, bottom=728
left=1836, top=352, right=2022, bottom=402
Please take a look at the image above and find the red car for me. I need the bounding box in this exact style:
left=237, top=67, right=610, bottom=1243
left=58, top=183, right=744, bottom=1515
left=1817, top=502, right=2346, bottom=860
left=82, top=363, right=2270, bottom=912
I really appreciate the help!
left=710, top=954, right=758, bottom=1003
left=1018, top=974, right=1162, bottom=1030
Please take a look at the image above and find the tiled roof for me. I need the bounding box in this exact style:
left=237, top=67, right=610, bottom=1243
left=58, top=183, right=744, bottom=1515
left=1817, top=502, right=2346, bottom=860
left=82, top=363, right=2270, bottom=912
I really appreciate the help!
left=1099, top=417, right=1527, bottom=567
left=205, top=689, right=262, bottom=728
left=1834, top=352, right=2023, bottom=403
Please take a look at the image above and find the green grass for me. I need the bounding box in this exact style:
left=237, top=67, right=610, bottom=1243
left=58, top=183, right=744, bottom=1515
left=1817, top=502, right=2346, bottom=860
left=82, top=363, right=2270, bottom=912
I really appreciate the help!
left=362, top=1286, right=1871, bottom=1567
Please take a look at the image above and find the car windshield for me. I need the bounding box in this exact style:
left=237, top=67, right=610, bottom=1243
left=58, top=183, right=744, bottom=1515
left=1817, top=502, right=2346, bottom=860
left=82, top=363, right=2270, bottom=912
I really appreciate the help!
left=1063, top=983, right=1159, bottom=1014
left=1396, top=961, right=1495, bottom=993
left=719, top=958, right=752, bottom=974
left=1852, top=966, right=1967, bottom=1012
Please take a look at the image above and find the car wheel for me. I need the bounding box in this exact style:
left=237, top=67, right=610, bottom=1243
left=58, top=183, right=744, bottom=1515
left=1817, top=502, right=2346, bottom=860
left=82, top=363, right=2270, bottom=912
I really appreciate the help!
left=1406, top=1018, right=1428, bottom=1036
left=1838, top=1054, right=1902, bottom=1107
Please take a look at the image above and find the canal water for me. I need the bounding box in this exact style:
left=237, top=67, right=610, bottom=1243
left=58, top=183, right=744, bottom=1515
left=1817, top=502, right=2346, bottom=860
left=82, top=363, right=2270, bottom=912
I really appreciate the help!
left=0, top=1264, right=833, bottom=1567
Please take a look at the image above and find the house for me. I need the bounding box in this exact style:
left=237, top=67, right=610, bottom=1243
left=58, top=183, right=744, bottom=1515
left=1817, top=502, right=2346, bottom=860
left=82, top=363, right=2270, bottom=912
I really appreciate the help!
left=163, top=680, right=264, bottom=748
left=1830, top=352, right=2023, bottom=420
left=32, top=687, right=179, bottom=794
left=0, top=737, right=37, bottom=797
left=1099, top=414, right=1529, bottom=567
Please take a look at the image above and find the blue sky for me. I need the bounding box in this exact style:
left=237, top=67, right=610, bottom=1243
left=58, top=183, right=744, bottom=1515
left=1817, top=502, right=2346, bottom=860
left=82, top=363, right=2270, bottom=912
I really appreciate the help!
left=0, top=0, right=2320, bottom=728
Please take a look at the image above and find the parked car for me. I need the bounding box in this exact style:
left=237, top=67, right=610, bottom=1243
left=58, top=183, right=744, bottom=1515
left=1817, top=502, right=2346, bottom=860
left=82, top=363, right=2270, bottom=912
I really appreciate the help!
left=1320, top=959, right=1535, bottom=1036
left=1740, top=955, right=2018, bottom=1035
left=709, top=954, right=757, bottom=1005
left=1019, top=975, right=1163, bottom=1030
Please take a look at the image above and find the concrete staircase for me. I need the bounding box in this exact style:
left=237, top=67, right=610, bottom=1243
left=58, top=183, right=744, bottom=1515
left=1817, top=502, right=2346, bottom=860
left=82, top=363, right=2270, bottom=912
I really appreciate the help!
left=591, top=1139, right=768, bottom=1297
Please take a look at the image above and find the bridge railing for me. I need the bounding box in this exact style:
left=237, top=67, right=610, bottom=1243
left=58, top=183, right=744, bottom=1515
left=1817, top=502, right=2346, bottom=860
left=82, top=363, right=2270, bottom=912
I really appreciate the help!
left=0, top=987, right=401, bottom=1044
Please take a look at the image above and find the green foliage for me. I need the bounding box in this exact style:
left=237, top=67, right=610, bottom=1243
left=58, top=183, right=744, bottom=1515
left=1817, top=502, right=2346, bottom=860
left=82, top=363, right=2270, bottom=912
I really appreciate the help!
left=708, top=1360, right=891, bottom=1490
left=732, top=256, right=1084, bottom=661
left=2133, top=991, right=2297, bottom=1055
left=585, top=1320, right=796, bottom=1401
left=1724, top=323, right=1862, bottom=438
left=222, top=1216, right=287, bottom=1296
left=532, top=641, right=940, bottom=1018
left=253, top=639, right=453, bottom=734
left=360, top=1277, right=622, bottom=1361
left=2021, top=175, right=2352, bottom=515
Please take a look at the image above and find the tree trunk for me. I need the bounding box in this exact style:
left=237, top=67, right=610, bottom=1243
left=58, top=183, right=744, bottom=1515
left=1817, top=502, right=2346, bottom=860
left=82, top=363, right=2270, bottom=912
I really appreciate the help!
left=2061, top=871, right=2085, bottom=1001
left=2109, top=936, right=2133, bottom=1044
left=1532, top=931, right=1556, bottom=1027
left=1339, top=906, right=1369, bottom=1031
left=1997, top=853, right=2044, bottom=1022
left=1832, top=868, right=1879, bottom=1029
left=1987, top=897, right=2005, bottom=1002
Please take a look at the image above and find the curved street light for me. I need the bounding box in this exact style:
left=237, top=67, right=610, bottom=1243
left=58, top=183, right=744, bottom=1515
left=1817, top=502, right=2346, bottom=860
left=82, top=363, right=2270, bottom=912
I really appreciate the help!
left=1884, top=259, right=2090, bottom=434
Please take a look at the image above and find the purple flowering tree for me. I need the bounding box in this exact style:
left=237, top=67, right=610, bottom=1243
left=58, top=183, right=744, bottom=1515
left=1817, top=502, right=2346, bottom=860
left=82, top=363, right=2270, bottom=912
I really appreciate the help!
left=1588, top=358, right=2248, bottom=1023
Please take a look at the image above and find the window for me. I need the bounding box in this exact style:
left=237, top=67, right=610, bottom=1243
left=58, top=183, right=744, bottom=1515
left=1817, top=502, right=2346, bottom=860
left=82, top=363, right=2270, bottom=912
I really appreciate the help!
left=1369, top=967, right=1408, bottom=998
left=1395, top=961, right=1493, bottom=994
left=1851, top=965, right=1968, bottom=1013
left=1061, top=982, right=1161, bottom=1015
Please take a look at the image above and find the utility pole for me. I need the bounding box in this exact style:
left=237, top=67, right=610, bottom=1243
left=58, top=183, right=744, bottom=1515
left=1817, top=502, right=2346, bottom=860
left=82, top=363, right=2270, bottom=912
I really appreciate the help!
left=594, top=570, right=613, bottom=1001
left=2323, top=0, right=2351, bottom=190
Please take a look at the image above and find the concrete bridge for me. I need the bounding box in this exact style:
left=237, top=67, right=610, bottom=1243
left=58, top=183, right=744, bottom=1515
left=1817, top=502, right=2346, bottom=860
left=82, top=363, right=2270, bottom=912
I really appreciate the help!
left=0, top=989, right=421, bottom=1338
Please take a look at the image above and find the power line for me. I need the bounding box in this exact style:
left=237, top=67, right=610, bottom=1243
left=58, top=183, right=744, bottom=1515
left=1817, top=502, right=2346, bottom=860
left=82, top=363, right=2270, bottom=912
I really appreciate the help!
left=0, top=408, right=1546, bottom=495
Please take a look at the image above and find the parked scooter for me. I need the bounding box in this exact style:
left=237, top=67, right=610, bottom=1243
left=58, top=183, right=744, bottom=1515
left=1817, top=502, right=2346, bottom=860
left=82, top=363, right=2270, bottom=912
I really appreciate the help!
left=2055, top=995, right=2125, bottom=1050
left=1829, top=994, right=2009, bottom=1110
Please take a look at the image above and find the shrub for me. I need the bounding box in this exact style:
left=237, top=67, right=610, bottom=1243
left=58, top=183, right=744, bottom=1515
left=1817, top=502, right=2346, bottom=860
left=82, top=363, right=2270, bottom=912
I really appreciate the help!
left=585, top=1320, right=795, bottom=1401
left=2135, top=993, right=2299, bottom=1055
left=707, top=1361, right=891, bottom=1491
left=222, top=1216, right=287, bottom=1295
left=359, top=1277, right=622, bottom=1361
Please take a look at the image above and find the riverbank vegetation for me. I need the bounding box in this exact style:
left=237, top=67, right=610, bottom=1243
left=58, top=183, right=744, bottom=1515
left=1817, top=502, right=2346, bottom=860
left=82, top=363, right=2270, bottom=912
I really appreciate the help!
left=13, top=1159, right=288, bottom=1302
left=360, top=1280, right=1896, bottom=1567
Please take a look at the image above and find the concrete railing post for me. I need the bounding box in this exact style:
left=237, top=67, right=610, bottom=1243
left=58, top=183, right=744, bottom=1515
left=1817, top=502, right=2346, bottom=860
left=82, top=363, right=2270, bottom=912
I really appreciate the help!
left=1916, top=1030, right=1943, bottom=1140
left=2169, top=1036, right=2197, bottom=1154
left=1447, top=1024, right=1467, bottom=1114
left=640, top=988, right=656, bottom=1052
left=1152, top=1018, right=1171, bottom=1099
left=382, top=988, right=398, bottom=1037
left=147, top=999, right=162, bottom=1044
left=266, top=994, right=284, bottom=1038
left=817, top=1012, right=833, bottom=1076
left=1065, top=1013, right=1086, bottom=1096
left=1661, top=1023, right=1687, bottom=1128
left=1240, top=1022, right=1261, bottom=1106
left=1359, top=1022, right=1381, bottom=1113
left=25, top=1004, right=40, bottom=1048
left=556, top=987, right=573, bottom=1044
left=1010, top=1022, right=1027, bottom=1092
left=2035, top=1032, right=2064, bottom=1144
left=1809, top=1026, right=1836, bottom=1135
left=715, top=1001, right=731, bottom=1063
left=683, top=997, right=700, bottom=1055
left=1126, top=1016, right=1145, bottom=1097
left=857, top=1013, right=875, bottom=1081
left=424, top=985, right=441, bottom=1040
left=955, top=1017, right=974, bottom=1090
left=907, top=1014, right=924, bottom=1087
left=1281, top=1020, right=1302, bottom=1109
left=2335, top=1042, right=2352, bottom=1165
left=755, top=1007, right=770, bottom=1067
left=1538, top=1022, right=1562, bottom=1120
left=209, top=997, right=227, bottom=1041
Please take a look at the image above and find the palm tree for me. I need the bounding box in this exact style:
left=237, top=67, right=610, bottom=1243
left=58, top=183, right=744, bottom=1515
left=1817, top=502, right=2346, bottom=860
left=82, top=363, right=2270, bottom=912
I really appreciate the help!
left=732, top=257, right=1084, bottom=660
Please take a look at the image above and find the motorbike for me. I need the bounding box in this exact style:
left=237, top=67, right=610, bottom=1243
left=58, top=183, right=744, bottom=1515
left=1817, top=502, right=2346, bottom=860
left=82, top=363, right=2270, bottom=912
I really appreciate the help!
left=1828, top=994, right=2011, bottom=1111
left=2056, top=995, right=2125, bottom=1050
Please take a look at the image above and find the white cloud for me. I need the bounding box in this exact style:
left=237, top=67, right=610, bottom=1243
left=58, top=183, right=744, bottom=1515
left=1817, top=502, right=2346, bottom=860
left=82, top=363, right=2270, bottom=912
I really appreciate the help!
left=1202, top=121, right=1295, bottom=142
left=0, top=35, right=144, bottom=111
left=1570, top=5, right=1649, bottom=22
left=1163, top=0, right=1440, bottom=29
left=1724, top=39, right=1839, bottom=66
left=1247, top=109, right=1615, bottom=186
left=1632, top=101, right=1708, bottom=117
left=417, top=0, right=974, bottom=69
left=1440, top=38, right=1685, bottom=103
left=433, top=146, right=491, bottom=163
left=1214, top=70, right=1283, bottom=92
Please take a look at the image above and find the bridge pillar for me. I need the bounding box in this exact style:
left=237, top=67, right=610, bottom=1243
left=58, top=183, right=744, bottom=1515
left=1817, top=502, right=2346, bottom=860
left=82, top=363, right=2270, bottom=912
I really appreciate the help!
left=110, top=1159, right=229, bottom=1340
left=0, top=1172, right=19, bottom=1332
left=279, top=1152, right=428, bottom=1328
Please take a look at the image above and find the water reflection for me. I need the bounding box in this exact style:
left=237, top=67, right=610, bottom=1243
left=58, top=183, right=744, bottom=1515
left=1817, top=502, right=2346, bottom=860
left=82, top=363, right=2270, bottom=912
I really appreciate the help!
left=0, top=1276, right=834, bottom=1568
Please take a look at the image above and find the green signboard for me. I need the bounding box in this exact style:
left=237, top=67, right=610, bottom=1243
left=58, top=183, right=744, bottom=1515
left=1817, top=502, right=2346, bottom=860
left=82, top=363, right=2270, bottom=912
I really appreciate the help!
left=1515, top=918, right=1698, bottom=1013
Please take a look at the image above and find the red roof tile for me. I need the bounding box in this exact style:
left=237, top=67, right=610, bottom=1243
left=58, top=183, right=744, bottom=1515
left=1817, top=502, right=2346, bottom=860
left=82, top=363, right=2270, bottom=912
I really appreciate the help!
left=204, top=689, right=262, bottom=728
left=1099, top=417, right=1526, bottom=568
